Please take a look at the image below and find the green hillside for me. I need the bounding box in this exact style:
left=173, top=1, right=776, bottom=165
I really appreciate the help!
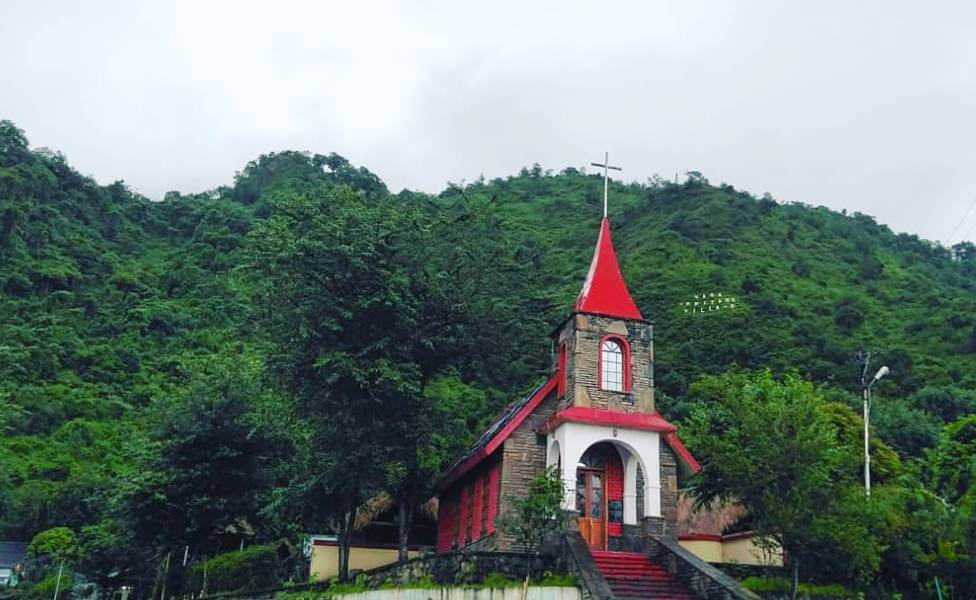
left=1, top=120, right=975, bottom=595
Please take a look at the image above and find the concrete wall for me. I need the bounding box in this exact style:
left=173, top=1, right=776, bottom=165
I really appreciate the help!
left=310, top=545, right=421, bottom=581
left=721, top=535, right=783, bottom=566
left=678, top=539, right=724, bottom=563
left=677, top=535, right=784, bottom=567
left=335, top=587, right=580, bottom=600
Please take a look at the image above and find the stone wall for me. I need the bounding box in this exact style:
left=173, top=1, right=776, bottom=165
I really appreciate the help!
left=642, top=536, right=761, bottom=600
left=659, top=441, right=679, bottom=540
left=553, top=314, right=654, bottom=414
left=496, top=390, right=559, bottom=550
left=357, top=551, right=568, bottom=588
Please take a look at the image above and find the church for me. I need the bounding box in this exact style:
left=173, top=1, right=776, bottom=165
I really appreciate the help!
left=433, top=214, right=697, bottom=552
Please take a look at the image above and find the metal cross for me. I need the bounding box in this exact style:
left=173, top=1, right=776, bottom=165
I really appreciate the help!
left=590, top=152, right=622, bottom=218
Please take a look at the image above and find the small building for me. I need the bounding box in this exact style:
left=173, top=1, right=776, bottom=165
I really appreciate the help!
left=0, top=542, right=27, bottom=588
left=308, top=503, right=436, bottom=581
left=677, top=495, right=783, bottom=566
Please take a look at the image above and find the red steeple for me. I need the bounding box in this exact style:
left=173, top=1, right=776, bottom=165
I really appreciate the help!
left=574, top=218, right=643, bottom=320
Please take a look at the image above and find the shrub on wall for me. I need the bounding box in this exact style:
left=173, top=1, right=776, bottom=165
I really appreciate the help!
left=190, top=544, right=281, bottom=593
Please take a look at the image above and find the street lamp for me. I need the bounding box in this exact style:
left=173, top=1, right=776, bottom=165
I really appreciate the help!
left=862, top=365, right=889, bottom=497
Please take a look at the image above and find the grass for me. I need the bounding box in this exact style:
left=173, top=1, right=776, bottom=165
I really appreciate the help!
left=274, top=571, right=577, bottom=599
left=740, top=576, right=853, bottom=597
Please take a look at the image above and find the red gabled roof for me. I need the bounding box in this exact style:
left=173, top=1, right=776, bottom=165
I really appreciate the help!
left=434, top=376, right=558, bottom=493
left=541, top=406, right=677, bottom=434
left=574, top=218, right=643, bottom=320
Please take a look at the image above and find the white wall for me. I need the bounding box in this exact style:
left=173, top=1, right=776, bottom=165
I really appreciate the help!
left=336, top=587, right=580, bottom=600
left=548, top=421, right=661, bottom=521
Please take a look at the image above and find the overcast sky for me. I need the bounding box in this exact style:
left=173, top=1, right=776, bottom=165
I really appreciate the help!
left=2, top=1, right=975, bottom=244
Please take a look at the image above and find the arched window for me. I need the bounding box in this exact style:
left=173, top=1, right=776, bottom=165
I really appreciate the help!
left=600, top=337, right=628, bottom=391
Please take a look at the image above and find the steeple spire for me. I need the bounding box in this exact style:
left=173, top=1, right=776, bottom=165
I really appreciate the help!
left=574, top=218, right=643, bottom=320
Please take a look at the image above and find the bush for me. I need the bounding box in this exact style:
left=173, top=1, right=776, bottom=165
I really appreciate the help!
left=481, top=572, right=519, bottom=588
left=27, top=527, right=80, bottom=562
left=190, top=544, right=281, bottom=593
left=15, top=568, right=74, bottom=600
left=740, top=576, right=851, bottom=597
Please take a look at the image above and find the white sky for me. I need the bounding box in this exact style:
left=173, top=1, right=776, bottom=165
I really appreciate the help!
left=2, top=1, right=975, bottom=244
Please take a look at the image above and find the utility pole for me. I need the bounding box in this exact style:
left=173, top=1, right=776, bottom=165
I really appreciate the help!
left=859, top=353, right=890, bottom=497
left=52, top=560, right=64, bottom=600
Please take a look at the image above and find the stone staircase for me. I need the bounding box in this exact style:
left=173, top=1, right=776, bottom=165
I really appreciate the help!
left=591, top=550, right=697, bottom=599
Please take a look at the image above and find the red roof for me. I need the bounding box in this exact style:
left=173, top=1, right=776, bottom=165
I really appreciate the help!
left=541, top=407, right=701, bottom=475
left=574, top=218, right=643, bottom=320
left=542, top=406, right=677, bottom=434
left=434, top=376, right=558, bottom=493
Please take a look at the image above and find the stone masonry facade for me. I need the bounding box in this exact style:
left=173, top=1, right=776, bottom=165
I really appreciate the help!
left=495, top=390, right=560, bottom=550
left=552, top=314, right=655, bottom=413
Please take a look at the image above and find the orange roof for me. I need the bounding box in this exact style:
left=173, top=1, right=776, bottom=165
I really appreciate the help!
left=574, top=218, right=643, bottom=320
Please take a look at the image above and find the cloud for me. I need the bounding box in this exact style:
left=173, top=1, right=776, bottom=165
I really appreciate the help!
left=2, top=0, right=975, bottom=243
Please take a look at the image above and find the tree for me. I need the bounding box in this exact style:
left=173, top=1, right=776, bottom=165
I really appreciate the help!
left=27, top=527, right=80, bottom=562
left=499, top=466, right=567, bottom=556
left=248, top=188, right=440, bottom=580
left=248, top=186, right=548, bottom=576
left=119, top=364, right=287, bottom=557
left=684, top=371, right=887, bottom=598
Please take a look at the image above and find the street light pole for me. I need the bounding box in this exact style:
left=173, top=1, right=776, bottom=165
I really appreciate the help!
left=861, top=364, right=890, bottom=497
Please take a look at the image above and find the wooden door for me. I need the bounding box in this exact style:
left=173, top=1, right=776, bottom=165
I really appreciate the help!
left=576, top=468, right=607, bottom=550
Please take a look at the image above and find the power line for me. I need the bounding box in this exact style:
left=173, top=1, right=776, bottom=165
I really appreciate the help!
left=944, top=195, right=976, bottom=245
left=960, top=214, right=976, bottom=245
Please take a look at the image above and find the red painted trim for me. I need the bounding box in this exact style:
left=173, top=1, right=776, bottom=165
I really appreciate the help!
left=484, top=376, right=557, bottom=456
left=436, top=376, right=558, bottom=492
left=471, top=477, right=484, bottom=540
left=312, top=540, right=431, bottom=550
left=678, top=533, right=722, bottom=542
left=543, top=406, right=678, bottom=434
left=598, top=334, right=631, bottom=392
left=665, top=432, right=701, bottom=473
left=677, top=531, right=759, bottom=542
left=486, top=463, right=500, bottom=534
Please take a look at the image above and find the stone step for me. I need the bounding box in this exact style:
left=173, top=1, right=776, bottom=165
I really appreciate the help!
left=592, top=550, right=697, bottom=599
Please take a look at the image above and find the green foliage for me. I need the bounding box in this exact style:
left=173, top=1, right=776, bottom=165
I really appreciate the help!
left=117, top=362, right=289, bottom=554
left=190, top=544, right=282, bottom=593
left=2, top=119, right=976, bottom=596
left=478, top=572, right=520, bottom=588
left=14, top=569, right=74, bottom=600
left=537, top=571, right=576, bottom=586
left=27, top=527, right=80, bottom=562
left=499, top=466, right=567, bottom=555
left=739, top=576, right=851, bottom=597
left=684, top=371, right=890, bottom=587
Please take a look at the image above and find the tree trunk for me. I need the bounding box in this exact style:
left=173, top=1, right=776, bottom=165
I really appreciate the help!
left=397, top=498, right=414, bottom=562
left=338, top=510, right=353, bottom=581
left=790, top=557, right=799, bottom=600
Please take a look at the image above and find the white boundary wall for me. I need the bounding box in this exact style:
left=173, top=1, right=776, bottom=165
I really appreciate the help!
left=336, top=587, right=581, bottom=600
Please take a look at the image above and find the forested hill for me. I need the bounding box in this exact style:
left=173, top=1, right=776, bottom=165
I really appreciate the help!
left=2, top=119, right=976, bottom=540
